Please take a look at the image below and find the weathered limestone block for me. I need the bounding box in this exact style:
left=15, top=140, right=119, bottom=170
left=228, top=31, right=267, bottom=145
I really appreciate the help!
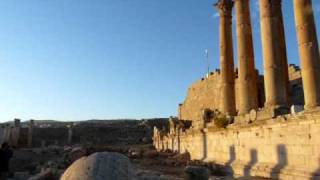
left=155, top=112, right=320, bottom=179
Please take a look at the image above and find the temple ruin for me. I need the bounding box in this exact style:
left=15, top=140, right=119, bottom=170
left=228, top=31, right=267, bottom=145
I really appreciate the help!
left=153, top=0, right=320, bottom=179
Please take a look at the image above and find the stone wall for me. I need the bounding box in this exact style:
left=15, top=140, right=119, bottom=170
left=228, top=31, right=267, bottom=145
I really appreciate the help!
left=179, top=66, right=303, bottom=126
left=154, top=110, right=320, bottom=179
left=179, top=70, right=261, bottom=126
left=288, top=64, right=305, bottom=105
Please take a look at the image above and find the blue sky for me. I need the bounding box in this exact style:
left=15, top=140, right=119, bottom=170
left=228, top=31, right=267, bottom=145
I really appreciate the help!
left=0, top=0, right=319, bottom=121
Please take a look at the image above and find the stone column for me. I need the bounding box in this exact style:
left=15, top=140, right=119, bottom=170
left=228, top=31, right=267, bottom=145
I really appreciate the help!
left=234, top=0, right=258, bottom=115
left=68, top=123, right=74, bottom=145
left=215, top=0, right=236, bottom=116
left=279, top=8, right=291, bottom=106
left=293, top=0, right=320, bottom=109
left=28, top=120, right=34, bottom=148
left=12, top=119, right=21, bottom=147
left=260, top=0, right=289, bottom=109
left=4, top=125, right=10, bottom=143
left=0, top=126, right=4, bottom=145
left=178, top=104, right=182, bottom=120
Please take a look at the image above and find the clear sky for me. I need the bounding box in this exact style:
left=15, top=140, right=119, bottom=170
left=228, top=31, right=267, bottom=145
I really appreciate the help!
left=0, top=0, right=319, bottom=122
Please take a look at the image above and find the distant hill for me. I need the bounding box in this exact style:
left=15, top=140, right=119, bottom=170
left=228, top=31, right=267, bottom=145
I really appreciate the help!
left=1, top=118, right=169, bottom=129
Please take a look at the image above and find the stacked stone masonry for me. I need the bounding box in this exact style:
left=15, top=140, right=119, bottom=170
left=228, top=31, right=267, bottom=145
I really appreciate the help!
left=154, top=0, right=320, bottom=179
left=154, top=112, right=320, bottom=179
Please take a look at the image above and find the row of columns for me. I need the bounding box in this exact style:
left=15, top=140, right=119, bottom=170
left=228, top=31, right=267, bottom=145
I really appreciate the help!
left=215, top=0, right=320, bottom=115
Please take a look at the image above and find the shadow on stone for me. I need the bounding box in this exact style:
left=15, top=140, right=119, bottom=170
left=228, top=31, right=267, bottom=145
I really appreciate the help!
left=243, top=149, right=258, bottom=177
left=311, top=159, right=320, bottom=180
left=225, top=145, right=235, bottom=176
left=270, top=144, right=288, bottom=179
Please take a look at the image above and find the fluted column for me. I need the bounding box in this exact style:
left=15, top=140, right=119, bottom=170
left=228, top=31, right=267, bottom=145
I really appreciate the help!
left=293, top=0, right=320, bottom=109
left=260, top=0, right=289, bottom=109
left=215, top=0, right=236, bottom=116
left=234, top=0, right=258, bottom=115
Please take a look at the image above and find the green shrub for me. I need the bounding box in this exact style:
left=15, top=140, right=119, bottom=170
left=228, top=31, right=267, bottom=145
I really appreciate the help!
left=214, top=116, right=229, bottom=128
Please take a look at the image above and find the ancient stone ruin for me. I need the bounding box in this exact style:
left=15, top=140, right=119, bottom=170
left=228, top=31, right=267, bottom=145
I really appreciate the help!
left=153, top=0, right=320, bottom=179
left=0, top=119, right=167, bottom=148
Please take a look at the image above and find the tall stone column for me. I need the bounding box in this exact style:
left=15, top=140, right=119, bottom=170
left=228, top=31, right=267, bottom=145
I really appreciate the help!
left=215, top=0, right=236, bottom=116
left=234, top=0, right=258, bottom=115
left=28, top=120, right=34, bottom=148
left=279, top=8, right=292, bottom=106
left=4, top=125, right=10, bottom=143
left=0, top=126, right=4, bottom=145
left=293, top=0, right=320, bottom=109
left=68, top=123, right=73, bottom=145
left=259, top=0, right=289, bottom=109
left=12, top=119, right=21, bottom=147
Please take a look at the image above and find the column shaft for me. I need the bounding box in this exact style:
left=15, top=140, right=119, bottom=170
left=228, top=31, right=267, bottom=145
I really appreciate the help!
left=215, top=0, right=236, bottom=116
left=260, top=0, right=289, bottom=109
left=28, top=120, right=34, bottom=148
left=235, top=0, right=258, bottom=115
left=293, top=0, right=320, bottom=109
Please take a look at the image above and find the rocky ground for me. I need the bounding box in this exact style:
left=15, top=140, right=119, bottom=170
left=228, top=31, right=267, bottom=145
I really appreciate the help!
left=7, top=144, right=184, bottom=180
left=6, top=144, right=268, bottom=180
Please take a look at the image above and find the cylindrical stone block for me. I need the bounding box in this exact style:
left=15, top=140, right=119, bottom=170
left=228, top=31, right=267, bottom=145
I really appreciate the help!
left=215, top=0, right=236, bottom=116
left=293, top=0, right=320, bottom=109
left=234, top=0, right=258, bottom=115
left=259, top=0, right=289, bottom=109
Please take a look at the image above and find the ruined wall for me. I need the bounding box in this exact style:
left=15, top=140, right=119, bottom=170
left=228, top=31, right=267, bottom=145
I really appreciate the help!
left=180, top=66, right=303, bottom=125
left=155, top=111, right=320, bottom=179
left=288, top=64, right=304, bottom=105
left=17, top=125, right=150, bottom=148
left=179, top=71, right=222, bottom=123
left=179, top=70, right=262, bottom=125
left=0, top=124, right=21, bottom=147
left=0, top=119, right=168, bottom=148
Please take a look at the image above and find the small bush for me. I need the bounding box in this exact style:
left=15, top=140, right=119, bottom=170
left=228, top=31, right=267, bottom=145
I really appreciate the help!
left=214, top=116, right=229, bottom=128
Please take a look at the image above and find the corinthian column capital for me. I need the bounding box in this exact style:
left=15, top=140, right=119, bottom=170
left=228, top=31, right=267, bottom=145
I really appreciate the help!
left=214, top=0, right=233, bottom=16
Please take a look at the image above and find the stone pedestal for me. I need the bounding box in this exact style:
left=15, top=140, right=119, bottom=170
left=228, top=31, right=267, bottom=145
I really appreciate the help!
left=293, top=0, right=320, bottom=109
left=215, top=0, right=236, bottom=116
left=259, top=0, right=289, bottom=109
left=234, top=0, right=258, bottom=115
